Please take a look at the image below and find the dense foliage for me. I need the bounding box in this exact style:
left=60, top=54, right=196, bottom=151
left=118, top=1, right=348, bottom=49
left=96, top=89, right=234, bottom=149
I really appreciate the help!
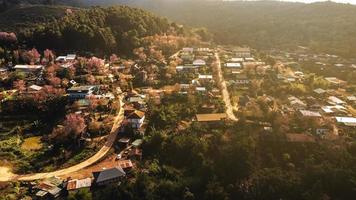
left=0, top=5, right=71, bottom=32
left=0, top=0, right=80, bottom=11
left=120, top=0, right=356, bottom=58
left=21, top=6, right=170, bottom=55
left=92, top=95, right=356, bottom=200
left=0, top=5, right=174, bottom=56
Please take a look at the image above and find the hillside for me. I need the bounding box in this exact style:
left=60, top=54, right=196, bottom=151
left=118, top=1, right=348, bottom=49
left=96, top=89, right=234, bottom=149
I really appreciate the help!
left=19, top=5, right=171, bottom=55
left=0, top=5, right=73, bottom=32
left=79, top=0, right=356, bottom=58
left=3, top=1, right=356, bottom=57
left=0, top=0, right=81, bottom=11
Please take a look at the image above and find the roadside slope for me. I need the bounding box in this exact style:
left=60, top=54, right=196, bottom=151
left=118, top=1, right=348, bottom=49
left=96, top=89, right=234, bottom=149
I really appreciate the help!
left=0, top=98, right=124, bottom=182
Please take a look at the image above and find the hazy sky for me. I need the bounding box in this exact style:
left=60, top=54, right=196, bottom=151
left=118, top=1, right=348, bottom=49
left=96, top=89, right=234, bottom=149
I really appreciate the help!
left=269, top=0, right=356, bottom=4
left=228, top=0, right=356, bottom=4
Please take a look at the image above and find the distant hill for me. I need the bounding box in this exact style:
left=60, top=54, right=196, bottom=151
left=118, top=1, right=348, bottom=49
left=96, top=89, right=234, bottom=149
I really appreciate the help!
left=76, top=0, right=356, bottom=58
left=3, top=0, right=356, bottom=58
left=0, top=0, right=80, bottom=11
left=0, top=5, right=73, bottom=32
left=21, top=5, right=171, bottom=55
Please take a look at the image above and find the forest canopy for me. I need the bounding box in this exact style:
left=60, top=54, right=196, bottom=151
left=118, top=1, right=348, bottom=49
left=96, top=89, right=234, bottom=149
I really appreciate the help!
left=118, top=0, right=356, bottom=58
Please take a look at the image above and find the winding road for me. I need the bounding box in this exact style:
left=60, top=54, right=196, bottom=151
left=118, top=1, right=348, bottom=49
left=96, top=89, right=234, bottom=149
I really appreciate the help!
left=0, top=98, right=124, bottom=182
left=214, top=52, right=238, bottom=121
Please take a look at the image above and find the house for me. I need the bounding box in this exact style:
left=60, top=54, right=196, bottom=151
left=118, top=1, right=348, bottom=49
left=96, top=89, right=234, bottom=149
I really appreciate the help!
left=335, top=117, right=356, bottom=127
left=124, top=104, right=136, bottom=116
left=127, top=95, right=145, bottom=104
left=193, top=59, right=206, bottom=66
left=235, top=47, right=251, bottom=58
left=93, top=167, right=126, bottom=186
left=182, top=47, right=194, bottom=54
left=245, top=57, right=255, bottom=62
left=195, top=113, right=227, bottom=122
left=176, top=65, right=199, bottom=73
left=198, top=75, right=214, bottom=85
left=118, top=137, right=131, bottom=147
left=196, top=47, right=211, bottom=53
left=0, top=67, right=8, bottom=75
left=328, top=96, right=346, bottom=105
left=179, top=84, right=191, bottom=91
left=195, top=87, right=207, bottom=93
left=60, top=63, right=73, bottom=69
left=13, top=65, right=43, bottom=73
left=294, top=71, right=304, bottom=78
left=299, top=110, right=322, bottom=118
left=325, top=77, right=347, bottom=87
left=234, top=74, right=250, bottom=85
left=321, top=105, right=347, bottom=115
left=67, top=85, right=98, bottom=99
left=34, top=177, right=63, bottom=199
left=230, top=69, right=243, bottom=74
left=22, top=84, right=43, bottom=97
left=198, top=74, right=213, bottom=80
left=28, top=84, right=43, bottom=92
left=283, top=75, right=297, bottom=83
left=346, top=96, right=356, bottom=103
left=35, top=185, right=62, bottom=199
left=313, top=88, right=326, bottom=95
left=127, top=110, right=145, bottom=128
left=288, top=96, right=307, bottom=110
left=230, top=58, right=244, bottom=62
left=56, top=54, right=76, bottom=63
left=286, top=133, right=316, bottom=143
left=66, top=178, right=92, bottom=191
left=243, top=61, right=265, bottom=67
left=129, top=148, right=142, bottom=160
left=225, top=63, right=242, bottom=68
left=118, top=160, right=134, bottom=172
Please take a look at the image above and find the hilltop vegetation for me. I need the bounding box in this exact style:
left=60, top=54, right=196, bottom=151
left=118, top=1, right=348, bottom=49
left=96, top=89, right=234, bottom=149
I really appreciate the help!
left=3, top=1, right=356, bottom=58
left=24, top=6, right=171, bottom=55
left=0, top=5, right=182, bottom=57
left=0, top=0, right=80, bottom=11
left=0, top=5, right=72, bottom=32
left=100, top=0, right=356, bottom=58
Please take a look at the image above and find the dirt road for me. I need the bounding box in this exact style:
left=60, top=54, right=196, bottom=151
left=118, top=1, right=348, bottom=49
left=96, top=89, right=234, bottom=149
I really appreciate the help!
left=214, top=52, right=238, bottom=121
left=0, top=98, right=124, bottom=182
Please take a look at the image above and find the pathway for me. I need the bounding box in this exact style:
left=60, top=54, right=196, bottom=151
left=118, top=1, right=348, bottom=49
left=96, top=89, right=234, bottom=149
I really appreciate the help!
left=214, top=52, right=238, bottom=121
left=0, top=98, right=124, bottom=182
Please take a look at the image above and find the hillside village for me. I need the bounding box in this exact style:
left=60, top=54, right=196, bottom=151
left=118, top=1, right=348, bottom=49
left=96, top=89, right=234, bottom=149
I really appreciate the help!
left=0, top=41, right=355, bottom=199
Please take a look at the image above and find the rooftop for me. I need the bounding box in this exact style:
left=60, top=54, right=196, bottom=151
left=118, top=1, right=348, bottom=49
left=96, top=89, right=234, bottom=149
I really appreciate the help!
left=313, top=88, right=326, bottom=94
left=118, top=160, right=134, bottom=169
left=328, top=96, right=346, bottom=105
left=299, top=110, right=322, bottom=117
left=286, top=133, right=316, bottom=143
left=127, top=110, right=145, bottom=119
left=198, top=74, right=213, bottom=79
left=226, top=63, right=242, bottom=68
left=230, top=58, right=244, bottom=62
left=67, top=178, right=92, bottom=190
left=29, top=84, right=43, bottom=91
left=14, top=65, right=43, bottom=70
left=195, top=113, right=227, bottom=122
left=93, top=167, right=126, bottom=184
left=335, top=117, right=356, bottom=126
